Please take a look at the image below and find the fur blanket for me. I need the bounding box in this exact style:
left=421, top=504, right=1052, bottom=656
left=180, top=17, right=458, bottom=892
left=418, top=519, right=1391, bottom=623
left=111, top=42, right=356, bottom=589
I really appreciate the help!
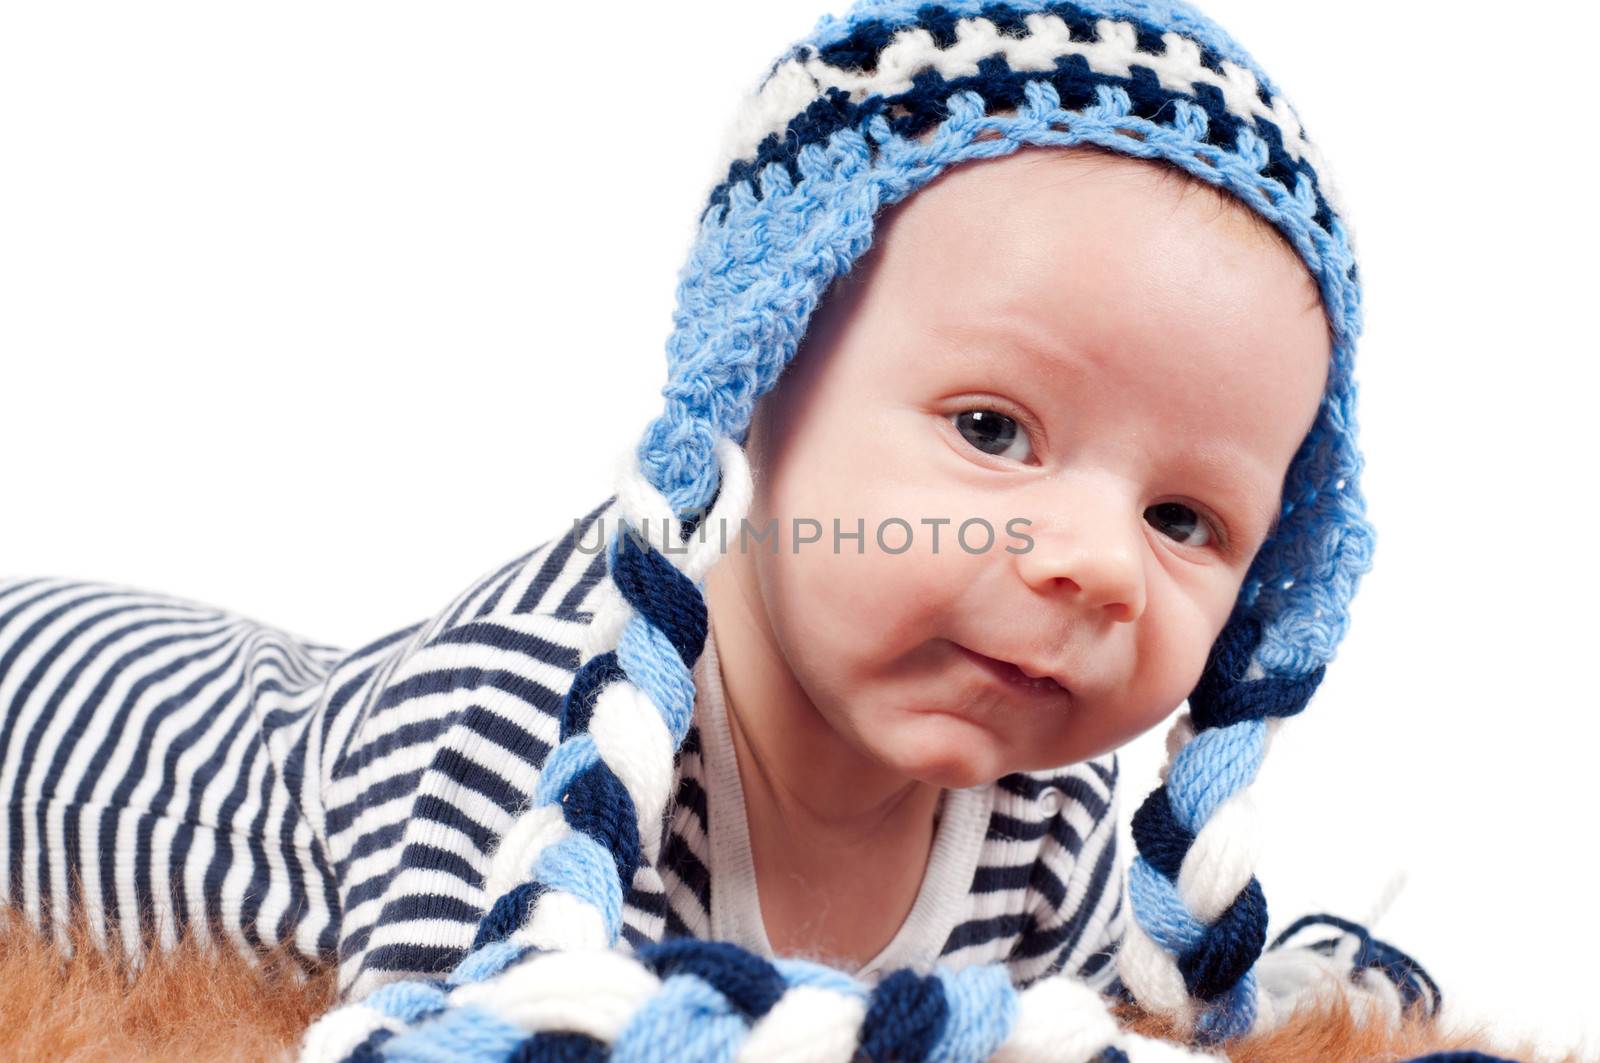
left=0, top=908, right=1566, bottom=1062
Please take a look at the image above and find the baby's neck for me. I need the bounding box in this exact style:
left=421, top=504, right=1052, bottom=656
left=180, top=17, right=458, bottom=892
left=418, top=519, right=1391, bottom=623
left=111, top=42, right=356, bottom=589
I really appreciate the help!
left=718, top=667, right=943, bottom=968
left=721, top=674, right=941, bottom=855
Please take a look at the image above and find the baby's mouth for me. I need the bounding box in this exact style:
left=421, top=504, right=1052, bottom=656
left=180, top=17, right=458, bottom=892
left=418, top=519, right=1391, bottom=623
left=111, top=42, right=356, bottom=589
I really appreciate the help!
left=954, top=643, right=1070, bottom=698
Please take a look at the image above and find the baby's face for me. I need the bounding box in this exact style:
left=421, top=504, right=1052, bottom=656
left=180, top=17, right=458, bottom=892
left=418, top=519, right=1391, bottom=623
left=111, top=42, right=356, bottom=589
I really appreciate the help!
left=709, top=147, right=1329, bottom=790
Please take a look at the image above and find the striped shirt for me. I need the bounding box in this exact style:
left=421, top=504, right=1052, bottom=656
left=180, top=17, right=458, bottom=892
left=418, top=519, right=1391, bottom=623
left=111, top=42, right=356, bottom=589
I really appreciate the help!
left=0, top=494, right=1126, bottom=1005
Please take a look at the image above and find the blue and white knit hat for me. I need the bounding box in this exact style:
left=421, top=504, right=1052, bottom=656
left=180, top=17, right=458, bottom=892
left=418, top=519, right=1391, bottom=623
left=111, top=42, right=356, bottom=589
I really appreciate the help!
left=300, top=3, right=1462, bottom=1060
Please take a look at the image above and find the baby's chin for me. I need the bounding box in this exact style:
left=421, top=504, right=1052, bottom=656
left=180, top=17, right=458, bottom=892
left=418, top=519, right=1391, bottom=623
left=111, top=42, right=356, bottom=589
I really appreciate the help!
left=864, top=713, right=1027, bottom=791
left=865, top=708, right=1115, bottom=790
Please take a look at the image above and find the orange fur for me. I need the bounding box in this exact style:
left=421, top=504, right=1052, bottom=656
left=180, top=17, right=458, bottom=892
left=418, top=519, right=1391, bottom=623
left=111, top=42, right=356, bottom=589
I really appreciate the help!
left=0, top=905, right=334, bottom=1062
left=0, top=903, right=1584, bottom=1062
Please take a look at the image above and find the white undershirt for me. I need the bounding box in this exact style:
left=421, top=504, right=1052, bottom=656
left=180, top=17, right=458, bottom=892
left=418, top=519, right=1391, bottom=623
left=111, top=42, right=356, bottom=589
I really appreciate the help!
left=693, top=619, right=994, bottom=979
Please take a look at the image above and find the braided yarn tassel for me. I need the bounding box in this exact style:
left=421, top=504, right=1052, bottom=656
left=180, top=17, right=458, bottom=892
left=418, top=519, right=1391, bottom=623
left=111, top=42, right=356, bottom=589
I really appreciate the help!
left=1114, top=624, right=1315, bottom=1044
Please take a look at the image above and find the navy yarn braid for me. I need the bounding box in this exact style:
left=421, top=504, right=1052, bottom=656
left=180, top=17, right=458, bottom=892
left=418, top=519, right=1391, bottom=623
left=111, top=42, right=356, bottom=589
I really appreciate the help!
left=1121, top=611, right=1324, bottom=1036
left=472, top=528, right=710, bottom=956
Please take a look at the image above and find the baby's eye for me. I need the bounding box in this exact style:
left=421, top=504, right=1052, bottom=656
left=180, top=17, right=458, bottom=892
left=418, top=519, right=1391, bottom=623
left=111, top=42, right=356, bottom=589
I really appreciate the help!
left=1145, top=502, right=1215, bottom=550
left=950, top=409, right=1033, bottom=463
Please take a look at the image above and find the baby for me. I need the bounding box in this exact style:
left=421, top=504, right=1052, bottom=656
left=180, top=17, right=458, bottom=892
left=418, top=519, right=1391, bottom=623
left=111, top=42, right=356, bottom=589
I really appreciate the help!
left=700, top=144, right=1326, bottom=976
left=0, top=0, right=1428, bottom=1059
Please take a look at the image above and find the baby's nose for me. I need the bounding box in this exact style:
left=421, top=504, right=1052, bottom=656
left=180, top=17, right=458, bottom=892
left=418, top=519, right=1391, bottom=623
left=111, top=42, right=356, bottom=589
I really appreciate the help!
left=1009, top=495, right=1146, bottom=622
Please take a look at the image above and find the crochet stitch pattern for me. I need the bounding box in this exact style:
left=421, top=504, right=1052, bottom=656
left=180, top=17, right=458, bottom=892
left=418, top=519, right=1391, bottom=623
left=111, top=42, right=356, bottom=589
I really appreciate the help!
left=299, top=2, right=1499, bottom=1059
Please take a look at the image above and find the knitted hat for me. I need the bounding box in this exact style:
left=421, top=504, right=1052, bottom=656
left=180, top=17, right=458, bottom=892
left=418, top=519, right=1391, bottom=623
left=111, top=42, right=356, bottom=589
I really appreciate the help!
left=301, top=3, right=1455, bottom=1059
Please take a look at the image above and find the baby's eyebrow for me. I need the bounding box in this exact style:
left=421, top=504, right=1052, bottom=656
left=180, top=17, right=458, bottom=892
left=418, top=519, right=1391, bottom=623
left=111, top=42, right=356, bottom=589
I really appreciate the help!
left=924, top=315, right=1060, bottom=370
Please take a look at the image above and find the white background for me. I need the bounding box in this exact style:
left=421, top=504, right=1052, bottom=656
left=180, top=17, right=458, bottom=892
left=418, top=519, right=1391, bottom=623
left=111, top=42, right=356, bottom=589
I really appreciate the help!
left=2, top=1, right=1596, bottom=1057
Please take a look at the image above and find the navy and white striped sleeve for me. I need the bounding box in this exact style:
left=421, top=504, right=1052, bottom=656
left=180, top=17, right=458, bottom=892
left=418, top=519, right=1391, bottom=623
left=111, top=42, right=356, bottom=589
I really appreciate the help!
left=0, top=574, right=347, bottom=972
left=316, top=498, right=617, bottom=1002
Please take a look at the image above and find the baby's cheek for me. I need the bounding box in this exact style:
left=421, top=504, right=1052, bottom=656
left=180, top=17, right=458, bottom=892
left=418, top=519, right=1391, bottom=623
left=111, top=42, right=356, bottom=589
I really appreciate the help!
left=819, top=545, right=939, bottom=660
left=1019, top=700, right=1147, bottom=773
left=1090, top=618, right=1215, bottom=752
